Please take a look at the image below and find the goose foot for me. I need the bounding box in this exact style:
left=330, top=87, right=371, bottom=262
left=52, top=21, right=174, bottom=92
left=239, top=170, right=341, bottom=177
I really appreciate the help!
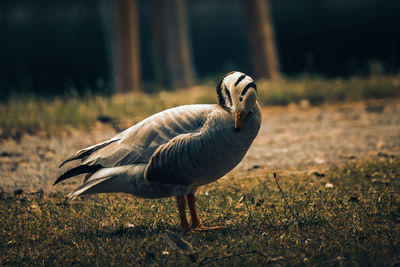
left=191, top=225, right=224, bottom=231
left=177, top=193, right=224, bottom=233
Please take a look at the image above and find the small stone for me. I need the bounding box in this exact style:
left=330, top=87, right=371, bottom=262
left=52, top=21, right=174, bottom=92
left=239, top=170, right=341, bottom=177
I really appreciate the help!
left=325, top=183, right=334, bottom=188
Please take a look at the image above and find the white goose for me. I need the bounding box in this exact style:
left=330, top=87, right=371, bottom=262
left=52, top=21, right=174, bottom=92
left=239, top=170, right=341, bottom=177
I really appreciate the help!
left=54, top=71, right=262, bottom=232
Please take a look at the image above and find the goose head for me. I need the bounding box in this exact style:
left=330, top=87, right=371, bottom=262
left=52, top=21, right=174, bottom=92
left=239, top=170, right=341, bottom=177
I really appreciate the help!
left=216, top=71, right=258, bottom=131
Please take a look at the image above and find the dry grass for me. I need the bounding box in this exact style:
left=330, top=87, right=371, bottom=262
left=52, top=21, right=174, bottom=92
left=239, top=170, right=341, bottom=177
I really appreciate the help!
left=0, top=87, right=216, bottom=139
left=1, top=74, right=400, bottom=139
left=1, top=159, right=399, bottom=266
left=257, top=74, right=400, bottom=105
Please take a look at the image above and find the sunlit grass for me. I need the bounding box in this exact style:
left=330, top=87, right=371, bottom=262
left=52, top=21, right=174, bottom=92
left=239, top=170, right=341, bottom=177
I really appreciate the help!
left=0, top=87, right=217, bottom=139
left=1, top=159, right=399, bottom=265
left=257, top=74, right=400, bottom=105
left=1, top=74, right=399, bottom=139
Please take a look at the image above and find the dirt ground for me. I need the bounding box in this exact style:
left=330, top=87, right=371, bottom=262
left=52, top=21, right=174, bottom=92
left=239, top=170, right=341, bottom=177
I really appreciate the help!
left=1, top=99, right=399, bottom=194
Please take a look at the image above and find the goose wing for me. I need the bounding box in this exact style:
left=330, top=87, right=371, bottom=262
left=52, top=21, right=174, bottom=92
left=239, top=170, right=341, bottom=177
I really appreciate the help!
left=62, top=105, right=215, bottom=169
left=144, top=105, right=262, bottom=186
left=144, top=107, right=230, bottom=185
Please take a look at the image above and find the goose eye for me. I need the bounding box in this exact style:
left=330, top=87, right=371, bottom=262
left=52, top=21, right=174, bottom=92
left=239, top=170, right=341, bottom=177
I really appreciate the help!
left=239, top=96, right=243, bottom=102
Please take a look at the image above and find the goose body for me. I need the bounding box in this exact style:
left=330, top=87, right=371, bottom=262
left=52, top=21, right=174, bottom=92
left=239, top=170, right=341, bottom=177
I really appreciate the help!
left=55, top=71, right=262, bottom=231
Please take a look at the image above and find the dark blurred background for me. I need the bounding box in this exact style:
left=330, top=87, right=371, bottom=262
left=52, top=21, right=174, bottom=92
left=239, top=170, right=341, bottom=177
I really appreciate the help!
left=1, top=0, right=400, bottom=98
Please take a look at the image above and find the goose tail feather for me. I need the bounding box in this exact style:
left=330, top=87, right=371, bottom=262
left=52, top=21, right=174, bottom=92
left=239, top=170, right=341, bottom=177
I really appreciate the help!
left=54, top=164, right=102, bottom=185
left=59, top=137, right=120, bottom=167
left=67, top=165, right=143, bottom=200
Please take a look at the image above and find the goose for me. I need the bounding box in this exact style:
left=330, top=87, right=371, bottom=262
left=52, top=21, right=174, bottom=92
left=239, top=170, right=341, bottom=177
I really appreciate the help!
left=54, top=71, right=262, bottom=232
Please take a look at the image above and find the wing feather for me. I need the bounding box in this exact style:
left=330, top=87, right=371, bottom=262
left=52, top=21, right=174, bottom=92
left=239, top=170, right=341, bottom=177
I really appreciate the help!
left=144, top=107, right=229, bottom=185
left=59, top=105, right=214, bottom=170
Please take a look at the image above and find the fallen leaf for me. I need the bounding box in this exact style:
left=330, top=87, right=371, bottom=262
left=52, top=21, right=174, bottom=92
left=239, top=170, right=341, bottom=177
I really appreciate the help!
left=165, top=230, right=194, bottom=253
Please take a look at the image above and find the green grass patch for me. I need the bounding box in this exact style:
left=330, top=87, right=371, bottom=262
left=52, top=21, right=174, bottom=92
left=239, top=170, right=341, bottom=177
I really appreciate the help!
left=1, top=74, right=399, bottom=139
left=1, top=159, right=399, bottom=266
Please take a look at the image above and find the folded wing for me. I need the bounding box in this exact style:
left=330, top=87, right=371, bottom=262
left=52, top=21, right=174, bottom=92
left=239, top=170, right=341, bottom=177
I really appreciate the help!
left=56, top=105, right=215, bottom=184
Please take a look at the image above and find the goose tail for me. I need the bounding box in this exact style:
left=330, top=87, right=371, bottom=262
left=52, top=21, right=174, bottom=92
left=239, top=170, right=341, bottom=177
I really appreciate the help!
left=67, top=165, right=146, bottom=200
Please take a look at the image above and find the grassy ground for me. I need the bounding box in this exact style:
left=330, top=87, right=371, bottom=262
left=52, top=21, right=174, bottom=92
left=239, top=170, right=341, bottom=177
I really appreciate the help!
left=1, top=158, right=399, bottom=266
left=1, top=74, right=399, bottom=139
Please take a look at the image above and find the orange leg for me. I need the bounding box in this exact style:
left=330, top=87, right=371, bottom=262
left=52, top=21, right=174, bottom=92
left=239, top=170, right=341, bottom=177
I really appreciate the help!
left=186, top=193, right=223, bottom=231
left=177, top=196, right=190, bottom=232
left=186, top=193, right=201, bottom=228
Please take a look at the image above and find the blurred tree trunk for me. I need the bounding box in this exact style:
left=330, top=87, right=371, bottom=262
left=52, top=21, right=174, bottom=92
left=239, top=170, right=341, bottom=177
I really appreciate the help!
left=150, top=0, right=195, bottom=90
left=241, top=0, right=280, bottom=80
left=114, top=0, right=141, bottom=92
left=99, top=0, right=116, bottom=88
left=150, top=0, right=168, bottom=89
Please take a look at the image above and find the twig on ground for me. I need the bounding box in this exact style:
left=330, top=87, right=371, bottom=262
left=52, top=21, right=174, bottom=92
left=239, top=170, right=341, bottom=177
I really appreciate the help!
left=273, top=172, right=300, bottom=223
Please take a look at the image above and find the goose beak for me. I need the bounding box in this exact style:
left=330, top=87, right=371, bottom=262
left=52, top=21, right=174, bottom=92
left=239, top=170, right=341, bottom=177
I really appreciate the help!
left=234, top=111, right=246, bottom=131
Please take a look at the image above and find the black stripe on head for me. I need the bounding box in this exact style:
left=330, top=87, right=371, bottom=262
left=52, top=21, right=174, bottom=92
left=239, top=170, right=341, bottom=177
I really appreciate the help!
left=216, top=71, right=237, bottom=111
left=234, top=74, right=246, bottom=87
left=224, top=85, right=233, bottom=106
left=241, top=82, right=257, bottom=96
left=216, top=80, right=226, bottom=109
